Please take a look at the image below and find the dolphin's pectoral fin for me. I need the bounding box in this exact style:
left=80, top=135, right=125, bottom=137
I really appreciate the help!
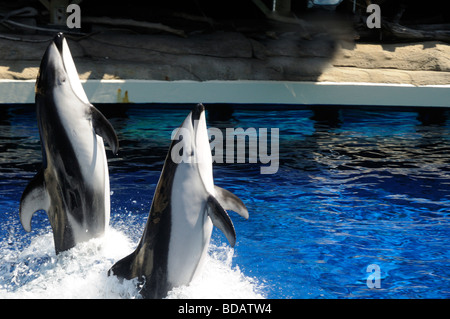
left=90, top=105, right=119, bottom=155
left=19, top=168, right=50, bottom=232
left=214, top=186, right=249, bottom=219
left=207, top=195, right=236, bottom=247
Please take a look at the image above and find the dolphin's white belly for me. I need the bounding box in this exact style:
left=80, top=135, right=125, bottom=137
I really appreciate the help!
left=53, top=92, right=108, bottom=195
left=47, top=95, right=109, bottom=231
left=167, top=162, right=213, bottom=287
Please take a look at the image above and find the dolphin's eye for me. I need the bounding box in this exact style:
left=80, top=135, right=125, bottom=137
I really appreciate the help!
left=57, top=75, right=66, bottom=85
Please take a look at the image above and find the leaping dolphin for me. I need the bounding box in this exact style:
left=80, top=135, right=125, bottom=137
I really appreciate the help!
left=19, top=33, right=119, bottom=254
left=108, top=104, right=248, bottom=298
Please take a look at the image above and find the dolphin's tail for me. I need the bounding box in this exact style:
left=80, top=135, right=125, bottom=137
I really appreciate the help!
left=108, top=251, right=136, bottom=280
left=108, top=249, right=170, bottom=298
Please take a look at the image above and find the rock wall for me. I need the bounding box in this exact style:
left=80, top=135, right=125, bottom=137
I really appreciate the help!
left=0, top=31, right=449, bottom=85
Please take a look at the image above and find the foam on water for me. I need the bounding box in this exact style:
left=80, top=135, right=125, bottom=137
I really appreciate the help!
left=166, top=243, right=265, bottom=299
left=0, top=227, right=264, bottom=299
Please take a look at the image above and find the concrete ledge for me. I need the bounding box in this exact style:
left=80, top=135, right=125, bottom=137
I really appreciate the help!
left=0, top=79, right=449, bottom=107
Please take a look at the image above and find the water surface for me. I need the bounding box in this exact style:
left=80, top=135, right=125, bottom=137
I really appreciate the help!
left=0, top=104, right=449, bottom=298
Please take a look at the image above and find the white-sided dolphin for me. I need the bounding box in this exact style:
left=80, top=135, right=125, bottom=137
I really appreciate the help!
left=19, top=33, right=119, bottom=254
left=108, top=104, right=248, bottom=298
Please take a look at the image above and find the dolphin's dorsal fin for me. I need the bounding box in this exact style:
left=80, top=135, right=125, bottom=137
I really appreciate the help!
left=214, top=186, right=249, bottom=220
left=207, top=195, right=236, bottom=247
left=90, top=105, right=119, bottom=155
left=19, top=168, right=50, bottom=232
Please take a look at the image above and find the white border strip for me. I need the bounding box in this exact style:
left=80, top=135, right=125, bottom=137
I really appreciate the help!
left=0, top=79, right=449, bottom=107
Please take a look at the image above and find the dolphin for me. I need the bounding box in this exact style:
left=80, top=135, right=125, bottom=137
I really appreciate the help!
left=108, top=104, right=248, bottom=298
left=19, top=33, right=119, bottom=254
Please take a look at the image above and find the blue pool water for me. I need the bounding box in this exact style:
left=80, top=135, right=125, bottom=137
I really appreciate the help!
left=0, top=104, right=449, bottom=299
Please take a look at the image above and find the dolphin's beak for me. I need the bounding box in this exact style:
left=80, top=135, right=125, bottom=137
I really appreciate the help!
left=53, top=32, right=65, bottom=55
left=191, top=103, right=205, bottom=127
left=37, top=32, right=90, bottom=104
left=35, top=33, right=68, bottom=97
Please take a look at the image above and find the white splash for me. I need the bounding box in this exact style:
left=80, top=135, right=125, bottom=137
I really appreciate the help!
left=0, top=228, right=264, bottom=299
left=166, top=243, right=265, bottom=299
